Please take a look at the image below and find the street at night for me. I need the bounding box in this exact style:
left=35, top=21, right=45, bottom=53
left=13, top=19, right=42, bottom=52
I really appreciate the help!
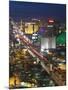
left=9, top=1, right=66, bottom=89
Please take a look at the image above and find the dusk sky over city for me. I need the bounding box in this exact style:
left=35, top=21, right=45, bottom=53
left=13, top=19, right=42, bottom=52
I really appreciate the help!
left=9, top=1, right=66, bottom=22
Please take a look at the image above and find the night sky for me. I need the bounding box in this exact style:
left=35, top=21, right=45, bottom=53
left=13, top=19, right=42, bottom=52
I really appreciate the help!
left=9, top=1, right=66, bottom=22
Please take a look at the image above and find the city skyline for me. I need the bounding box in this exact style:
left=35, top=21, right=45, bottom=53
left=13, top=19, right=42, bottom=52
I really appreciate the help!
left=9, top=1, right=66, bottom=22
